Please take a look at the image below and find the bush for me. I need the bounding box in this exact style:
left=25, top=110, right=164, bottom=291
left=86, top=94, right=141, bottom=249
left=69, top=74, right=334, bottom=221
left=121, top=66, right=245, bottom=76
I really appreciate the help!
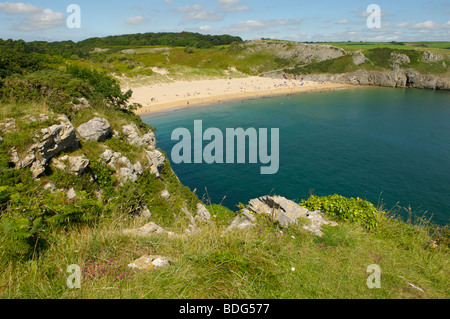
left=301, top=195, right=385, bottom=231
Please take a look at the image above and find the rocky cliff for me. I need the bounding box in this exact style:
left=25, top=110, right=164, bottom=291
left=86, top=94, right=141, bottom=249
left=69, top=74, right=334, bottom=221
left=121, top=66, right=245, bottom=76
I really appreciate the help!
left=301, top=68, right=450, bottom=90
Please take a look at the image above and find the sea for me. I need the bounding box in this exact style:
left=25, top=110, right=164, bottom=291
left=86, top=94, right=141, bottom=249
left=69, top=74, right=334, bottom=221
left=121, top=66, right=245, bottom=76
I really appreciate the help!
left=142, top=86, right=450, bottom=226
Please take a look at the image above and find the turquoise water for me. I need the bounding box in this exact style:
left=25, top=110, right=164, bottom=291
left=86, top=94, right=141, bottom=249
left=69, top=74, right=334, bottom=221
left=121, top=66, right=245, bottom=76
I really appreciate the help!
left=142, top=87, right=450, bottom=226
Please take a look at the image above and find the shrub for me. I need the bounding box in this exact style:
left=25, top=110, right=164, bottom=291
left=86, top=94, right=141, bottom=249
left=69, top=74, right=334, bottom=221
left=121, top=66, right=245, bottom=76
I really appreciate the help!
left=301, top=195, right=385, bottom=231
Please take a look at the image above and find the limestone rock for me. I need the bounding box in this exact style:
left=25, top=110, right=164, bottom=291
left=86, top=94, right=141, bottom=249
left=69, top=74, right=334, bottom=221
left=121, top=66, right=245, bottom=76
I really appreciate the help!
left=123, top=222, right=177, bottom=238
left=128, top=255, right=171, bottom=270
left=35, top=116, right=80, bottom=162
left=67, top=188, right=77, bottom=200
left=352, top=50, right=368, bottom=66
left=0, top=118, right=16, bottom=133
left=51, top=154, right=90, bottom=175
left=422, top=51, right=443, bottom=63
left=145, top=149, right=166, bottom=177
left=390, top=52, right=410, bottom=68
left=225, top=209, right=257, bottom=232
left=100, top=148, right=143, bottom=183
left=77, top=117, right=111, bottom=142
left=196, top=203, right=211, bottom=222
left=244, top=196, right=337, bottom=236
left=160, top=189, right=170, bottom=200
left=122, top=123, right=156, bottom=149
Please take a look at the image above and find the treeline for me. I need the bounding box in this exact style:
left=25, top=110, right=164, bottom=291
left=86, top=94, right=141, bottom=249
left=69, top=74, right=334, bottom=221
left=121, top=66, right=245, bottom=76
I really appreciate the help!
left=0, top=32, right=243, bottom=61
left=78, top=32, right=243, bottom=49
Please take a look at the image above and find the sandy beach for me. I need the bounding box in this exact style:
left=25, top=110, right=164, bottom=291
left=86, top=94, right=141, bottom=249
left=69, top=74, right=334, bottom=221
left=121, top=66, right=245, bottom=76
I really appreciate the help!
left=131, top=77, right=354, bottom=115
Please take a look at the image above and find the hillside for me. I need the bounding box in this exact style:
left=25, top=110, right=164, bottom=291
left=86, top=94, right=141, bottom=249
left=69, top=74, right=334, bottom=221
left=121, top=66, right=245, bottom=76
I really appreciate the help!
left=0, top=33, right=449, bottom=299
left=3, top=34, right=448, bottom=90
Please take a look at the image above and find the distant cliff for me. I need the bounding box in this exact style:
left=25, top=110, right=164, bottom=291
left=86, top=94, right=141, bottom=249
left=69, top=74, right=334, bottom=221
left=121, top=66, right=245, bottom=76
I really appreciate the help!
left=300, top=68, right=450, bottom=91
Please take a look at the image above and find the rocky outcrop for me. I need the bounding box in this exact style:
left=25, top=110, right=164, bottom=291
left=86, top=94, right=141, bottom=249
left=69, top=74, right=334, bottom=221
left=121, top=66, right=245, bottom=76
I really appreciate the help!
left=128, top=255, right=171, bottom=270
left=302, top=69, right=450, bottom=90
left=422, top=51, right=443, bottom=63
left=122, top=124, right=156, bottom=149
left=390, top=52, right=410, bottom=68
left=100, top=148, right=143, bottom=183
left=243, top=40, right=347, bottom=65
left=226, top=196, right=337, bottom=236
left=0, top=118, right=16, bottom=133
left=145, top=149, right=166, bottom=177
left=51, top=154, right=90, bottom=175
left=77, top=117, right=111, bottom=142
left=10, top=116, right=80, bottom=178
left=352, top=50, right=369, bottom=66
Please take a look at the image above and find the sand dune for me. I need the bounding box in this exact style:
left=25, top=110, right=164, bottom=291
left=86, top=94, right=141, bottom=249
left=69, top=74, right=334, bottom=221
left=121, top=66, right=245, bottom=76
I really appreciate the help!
left=131, top=77, right=353, bottom=115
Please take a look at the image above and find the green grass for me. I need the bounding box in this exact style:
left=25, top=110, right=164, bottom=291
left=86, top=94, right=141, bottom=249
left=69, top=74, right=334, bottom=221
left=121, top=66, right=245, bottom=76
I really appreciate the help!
left=0, top=209, right=448, bottom=299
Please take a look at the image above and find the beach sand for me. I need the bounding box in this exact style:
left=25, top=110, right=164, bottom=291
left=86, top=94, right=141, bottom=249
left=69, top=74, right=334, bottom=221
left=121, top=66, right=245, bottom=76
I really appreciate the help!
left=131, top=77, right=354, bottom=115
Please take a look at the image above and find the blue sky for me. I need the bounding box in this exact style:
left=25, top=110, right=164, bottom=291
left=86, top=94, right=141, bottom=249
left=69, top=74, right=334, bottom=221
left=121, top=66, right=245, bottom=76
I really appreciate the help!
left=0, top=0, right=449, bottom=42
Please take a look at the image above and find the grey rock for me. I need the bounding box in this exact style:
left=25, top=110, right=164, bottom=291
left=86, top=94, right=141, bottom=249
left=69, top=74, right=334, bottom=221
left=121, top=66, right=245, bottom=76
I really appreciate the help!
left=225, top=209, right=257, bottom=232
left=160, top=189, right=170, bottom=200
left=36, top=116, right=80, bottom=161
left=30, top=160, right=46, bottom=178
left=244, top=196, right=337, bottom=236
left=145, top=149, right=166, bottom=177
left=128, top=255, right=171, bottom=270
left=122, top=124, right=156, bottom=149
left=77, top=117, right=111, bottom=142
left=0, top=118, right=16, bottom=133
left=67, top=188, right=77, bottom=200
left=196, top=203, right=211, bottom=222
left=43, top=182, right=57, bottom=193
left=390, top=52, right=410, bottom=68
left=52, top=154, right=90, bottom=175
left=352, top=50, right=368, bottom=66
left=100, top=148, right=143, bottom=183
left=302, top=69, right=450, bottom=90
left=422, top=51, right=443, bottom=63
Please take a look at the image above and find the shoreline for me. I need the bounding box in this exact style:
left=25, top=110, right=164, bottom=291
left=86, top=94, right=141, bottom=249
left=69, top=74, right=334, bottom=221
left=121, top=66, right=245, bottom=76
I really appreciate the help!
left=130, top=77, right=355, bottom=116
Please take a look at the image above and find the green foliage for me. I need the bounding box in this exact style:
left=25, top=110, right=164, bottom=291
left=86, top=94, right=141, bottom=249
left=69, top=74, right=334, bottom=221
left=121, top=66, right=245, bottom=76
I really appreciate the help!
left=301, top=195, right=385, bottom=231
left=78, top=32, right=243, bottom=49
left=66, top=65, right=133, bottom=110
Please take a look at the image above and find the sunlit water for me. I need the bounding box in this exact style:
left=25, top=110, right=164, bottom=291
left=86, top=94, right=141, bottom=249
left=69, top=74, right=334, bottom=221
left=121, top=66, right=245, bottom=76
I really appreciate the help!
left=142, top=87, right=450, bottom=226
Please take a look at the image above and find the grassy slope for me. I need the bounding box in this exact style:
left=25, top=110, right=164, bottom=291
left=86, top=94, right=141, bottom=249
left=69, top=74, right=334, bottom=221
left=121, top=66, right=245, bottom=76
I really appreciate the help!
left=0, top=201, right=448, bottom=299
left=63, top=41, right=450, bottom=89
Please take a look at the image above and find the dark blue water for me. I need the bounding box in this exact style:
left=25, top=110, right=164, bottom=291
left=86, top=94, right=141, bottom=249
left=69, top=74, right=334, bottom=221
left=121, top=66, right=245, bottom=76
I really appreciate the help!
left=142, top=87, right=450, bottom=226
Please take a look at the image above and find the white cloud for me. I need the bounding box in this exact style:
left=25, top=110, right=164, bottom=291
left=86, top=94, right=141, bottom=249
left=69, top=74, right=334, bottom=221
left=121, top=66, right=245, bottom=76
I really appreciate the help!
left=0, top=3, right=65, bottom=31
left=218, top=0, right=250, bottom=12
left=412, top=20, right=449, bottom=30
left=0, top=2, right=40, bottom=14
left=175, top=4, right=224, bottom=22
left=337, top=19, right=348, bottom=24
left=226, top=18, right=303, bottom=34
left=175, top=4, right=203, bottom=13
left=126, top=16, right=144, bottom=25
left=199, top=25, right=212, bottom=31
left=163, top=0, right=174, bottom=4
left=395, top=22, right=410, bottom=28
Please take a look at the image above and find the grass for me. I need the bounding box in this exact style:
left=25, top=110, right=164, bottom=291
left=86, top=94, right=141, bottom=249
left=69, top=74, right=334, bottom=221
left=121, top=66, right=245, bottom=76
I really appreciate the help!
left=0, top=205, right=448, bottom=299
